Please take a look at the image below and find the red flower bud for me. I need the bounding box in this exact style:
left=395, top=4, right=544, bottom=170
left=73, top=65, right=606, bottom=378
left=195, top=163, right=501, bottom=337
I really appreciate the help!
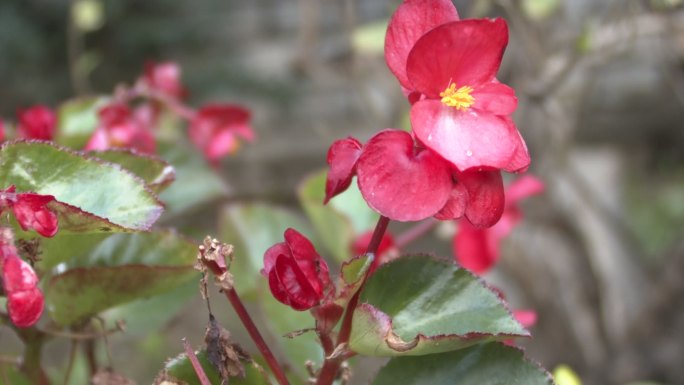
left=262, top=228, right=332, bottom=311
left=17, top=105, right=56, bottom=141
left=1, top=186, right=59, bottom=238
left=1, top=248, right=44, bottom=328
left=143, top=61, right=187, bottom=99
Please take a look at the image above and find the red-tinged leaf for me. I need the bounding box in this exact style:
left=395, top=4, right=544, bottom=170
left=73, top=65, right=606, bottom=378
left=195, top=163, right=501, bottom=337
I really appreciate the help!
left=411, top=100, right=527, bottom=172
left=349, top=255, right=527, bottom=356
left=459, top=169, right=505, bottom=228
left=356, top=130, right=452, bottom=222
left=406, top=19, right=509, bottom=98
left=385, top=0, right=459, bottom=90
left=325, top=137, right=362, bottom=203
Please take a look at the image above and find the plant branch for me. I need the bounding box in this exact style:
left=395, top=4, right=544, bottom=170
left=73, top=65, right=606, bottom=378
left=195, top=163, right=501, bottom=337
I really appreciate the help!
left=316, top=216, right=390, bottom=385
left=182, top=338, right=212, bottom=385
left=224, top=288, right=291, bottom=385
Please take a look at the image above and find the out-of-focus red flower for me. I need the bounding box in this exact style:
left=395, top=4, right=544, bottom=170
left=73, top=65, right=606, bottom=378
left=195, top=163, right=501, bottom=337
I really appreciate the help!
left=189, top=104, right=254, bottom=164
left=351, top=230, right=397, bottom=273
left=84, top=104, right=156, bottom=154
left=324, top=130, right=506, bottom=226
left=0, top=186, right=59, bottom=238
left=385, top=0, right=529, bottom=173
left=1, top=242, right=44, bottom=328
left=261, top=228, right=332, bottom=311
left=0, top=120, right=5, bottom=142
left=142, top=61, right=187, bottom=99
left=17, top=105, right=56, bottom=141
left=453, top=175, right=544, bottom=274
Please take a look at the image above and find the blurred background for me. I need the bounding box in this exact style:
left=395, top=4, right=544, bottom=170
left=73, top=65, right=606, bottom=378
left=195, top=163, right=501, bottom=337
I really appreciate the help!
left=1, top=0, right=684, bottom=384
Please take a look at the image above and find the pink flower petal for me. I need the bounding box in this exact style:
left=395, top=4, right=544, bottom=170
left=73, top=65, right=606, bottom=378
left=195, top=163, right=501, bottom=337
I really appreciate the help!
left=356, top=130, right=452, bottom=222
left=12, top=193, right=58, bottom=238
left=411, top=100, right=526, bottom=172
left=261, top=242, right=289, bottom=276
left=506, top=175, right=545, bottom=205
left=453, top=220, right=498, bottom=274
left=472, top=81, right=518, bottom=115
left=434, top=180, right=468, bottom=220
left=325, top=137, right=362, bottom=203
left=17, top=105, right=56, bottom=141
left=406, top=19, right=509, bottom=98
left=385, top=0, right=459, bottom=90
left=459, top=169, right=505, bottom=228
left=7, top=288, right=44, bottom=328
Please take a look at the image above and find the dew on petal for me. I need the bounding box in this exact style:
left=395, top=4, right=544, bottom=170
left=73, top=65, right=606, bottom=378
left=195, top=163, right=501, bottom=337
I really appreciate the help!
left=466, top=149, right=473, bottom=157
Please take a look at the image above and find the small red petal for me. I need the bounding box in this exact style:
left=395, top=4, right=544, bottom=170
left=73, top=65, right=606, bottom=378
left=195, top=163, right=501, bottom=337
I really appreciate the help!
left=406, top=19, right=509, bottom=98
left=143, top=61, right=187, bottom=99
left=274, top=255, right=320, bottom=311
left=513, top=309, right=538, bottom=328
left=284, top=228, right=331, bottom=295
left=262, top=243, right=290, bottom=276
left=189, top=104, right=253, bottom=162
left=453, top=220, right=498, bottom=274
left=325, top=137, right=362, bottom=203
left=434, top=181, right=468, bottom=220
left=356, top=130, right=452, bottom=222
left=385, top=0, right=459, bottom=90
left=459, top=169, right=505, bottom=228
left=2, top=254, right=40, bottom=293
left=7, top=288, right=44, bottom=328
left=411, top=100, right=527, bottom=172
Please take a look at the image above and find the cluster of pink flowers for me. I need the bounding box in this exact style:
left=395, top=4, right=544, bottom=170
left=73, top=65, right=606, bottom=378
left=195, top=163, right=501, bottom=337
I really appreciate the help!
left=0, top=62, right=254, bottom=165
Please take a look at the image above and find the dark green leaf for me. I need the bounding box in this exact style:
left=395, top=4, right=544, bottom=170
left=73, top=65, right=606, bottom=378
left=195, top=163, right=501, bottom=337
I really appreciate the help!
left=349, top=255, right=527, bottom=356
left=164, top=349, right=270, bottom=385
left=0, top=141, right=163, bottom=232
left=45, top=230, right=198, bottom=326
left=371, top=343, right=554, bottom=385
left=90, top=149, right=175, bottom=193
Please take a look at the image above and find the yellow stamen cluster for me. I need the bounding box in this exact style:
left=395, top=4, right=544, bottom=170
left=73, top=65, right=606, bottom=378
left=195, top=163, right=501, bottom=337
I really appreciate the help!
left=439, top=83, right=475, bottom=110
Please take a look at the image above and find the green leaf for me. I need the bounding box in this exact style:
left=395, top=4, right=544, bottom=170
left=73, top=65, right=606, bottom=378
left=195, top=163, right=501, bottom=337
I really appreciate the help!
left=0, top=141, right=163, bottom=232
left=45, top=230, right=198, bottom=326
left=0, top=363, right=31, bottom=385
left=349, top=255, right=527, bottom=356
left=218, top=203, right=311, bottom=296
left=352, top=20, right=388, bottom=54
left=163, top=349, right=270, bottom=385
left=90, top=149, right=175, bottom=193
left=157, top=142, right=229, bottom=217
left=371, top=343, right=554, bottom=385
left=56, top=96, right=109, bottom=149
left=522, top=0, right=560, bottom=20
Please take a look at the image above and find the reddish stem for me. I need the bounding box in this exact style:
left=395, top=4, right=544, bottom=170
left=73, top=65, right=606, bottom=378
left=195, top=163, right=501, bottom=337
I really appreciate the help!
left=182, top=338, right=211, bottom=385
left=224, top=288, right=291, bottom=385
left=394, top=218, right=438, bottom=249
left=316, top=216, right=390, bottom=385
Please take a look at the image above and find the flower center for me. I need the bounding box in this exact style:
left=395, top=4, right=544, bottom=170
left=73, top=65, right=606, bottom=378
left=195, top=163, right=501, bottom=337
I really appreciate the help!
left=439, top=83, right=475, bottom=110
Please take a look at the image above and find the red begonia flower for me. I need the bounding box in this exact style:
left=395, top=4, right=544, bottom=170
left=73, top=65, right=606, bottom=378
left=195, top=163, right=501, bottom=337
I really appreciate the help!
left=453, top=175, right=544, bottom=274
left=385, top=1, right=529, bottom=172
left=356, top=130, right=453, bottom=222
left=85, top=104, right=156, bottom=154
left=1, top=248, right=44, bottom=328
left=142, top=61, right=187, bottom=99
left=324, top=137, right=362, bottom=204
left=0, top=120, right=5, bottom=142
left=17, top=105, right=56, bottom=141
left=1, top=186, right=59, bottom=238
left=189, top=104, right=254, bottom=164
left=262, top=228, right=332, bottom=311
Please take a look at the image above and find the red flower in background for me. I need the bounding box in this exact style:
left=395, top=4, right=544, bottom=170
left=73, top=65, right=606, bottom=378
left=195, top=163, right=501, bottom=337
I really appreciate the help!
left=454, top=175, right=544, bottom=274
left=17, top=105, right=56, bottom=141
left=0, top=186, right=58, bottom=238
left=262, top=228, right=332, bottom=311
left=84, top=104, right=156, bottom=154
left=189, top=104, right=255, bottom=164
left=385, top=0, right=529, bottom=173
left=0, top=120, right=5, bottom=143
left=142, top=61, right=187, bottom=100
left=1, top=239, right=44, bottom=328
